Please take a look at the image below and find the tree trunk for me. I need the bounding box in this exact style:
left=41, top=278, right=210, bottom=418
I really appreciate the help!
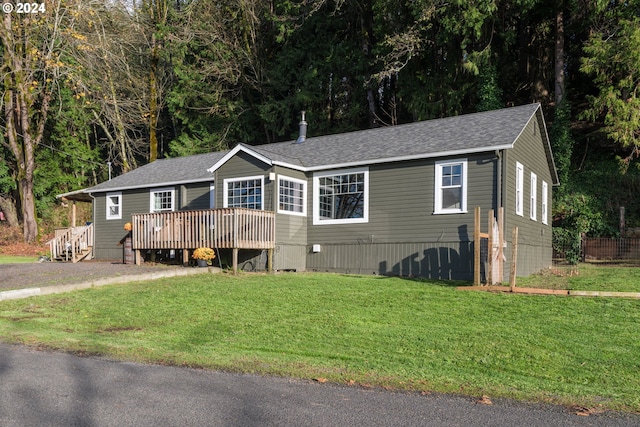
left=18, top=178, right=38, bottom=242
left=554, top=7, right=565, bottom=106
left=0, top=194, right=19, bottom=227
left=149, top=33, right=159, bottom=162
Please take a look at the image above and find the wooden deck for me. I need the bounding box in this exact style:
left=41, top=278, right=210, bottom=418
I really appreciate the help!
left=131, top=208, right=276, bottom=271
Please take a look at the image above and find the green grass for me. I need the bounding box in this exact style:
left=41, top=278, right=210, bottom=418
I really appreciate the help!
left=0, top=255, right=38, bottom=264
left=517, top=263, right=640, bottom=292
left=0, top=272, right=639, bottom=412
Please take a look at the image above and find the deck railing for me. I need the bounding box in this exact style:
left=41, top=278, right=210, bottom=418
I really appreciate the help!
left=48, top=224, right=94, bottom=262
left=131, top=208, right=275, bottom=251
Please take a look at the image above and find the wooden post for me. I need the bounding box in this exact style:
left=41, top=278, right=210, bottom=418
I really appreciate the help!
left=474, top=207, right=481, bottom=286
left=135, top=249, right=142, bottom=266
left=182, top=249, right=189, bottom=267
left=232, top=247, right=239, bottom=274
left=71, top=201, right=77, bottom=228
left=497, top=207, right=504, bottom=283
left=487, top=209, right=494, bottom=286
left=509, top=226, right=518, bottom=291
left=267, top=248, right=274, bottom=273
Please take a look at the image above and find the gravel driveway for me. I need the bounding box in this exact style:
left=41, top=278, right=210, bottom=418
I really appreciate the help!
left=0, top=261, right=185, bottom=291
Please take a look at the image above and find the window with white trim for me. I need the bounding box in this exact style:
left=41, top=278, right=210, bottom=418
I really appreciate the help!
left=150, top=187, right=175, bottom=212
left=106, top=192, right=122, bottom=220
left=313, top=167, right=368, bottom=224
left=224, top=176, right=263, bottom=210
left=530, top=172, right=537, bottom=220
left=515, top=162, right=524, bottom=216
left=278, top=176, right=306, bottom=216
left=542, top=181, right=548, bottom=225
left=434, top=159, right=467, bottom=214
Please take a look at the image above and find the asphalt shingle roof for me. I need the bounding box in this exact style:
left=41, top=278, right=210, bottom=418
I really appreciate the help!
left=75, top=103, right=550, bottom=195
left=84, top=151, right=226, bottom=193
left=250, top=103, right=542, bottom=169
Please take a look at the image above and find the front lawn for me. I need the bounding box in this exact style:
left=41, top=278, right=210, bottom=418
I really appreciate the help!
left=0, top=272, right=638, bottom=412
left=0, top=255, right=39, bottom=264
left=517, top=263, right=640, bottom=292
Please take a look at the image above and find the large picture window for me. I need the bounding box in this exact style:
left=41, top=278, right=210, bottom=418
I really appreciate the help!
left=434, top=159, right=467, bottom=214
left=313, top=168, right=368, bottom=224
left=106, top=192, right=122, bottom=220
left=224, top=176, right=264, bottom=210
left=278, top=176, right=306, bottom=216
left=150, top=187, right=175, bottom=212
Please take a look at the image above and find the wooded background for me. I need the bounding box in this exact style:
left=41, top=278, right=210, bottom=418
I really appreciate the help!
left=0, top=0, right=638, bottom=245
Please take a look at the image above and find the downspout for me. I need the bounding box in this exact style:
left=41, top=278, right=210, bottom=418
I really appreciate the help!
left=495, top=150, right=503, bottom=212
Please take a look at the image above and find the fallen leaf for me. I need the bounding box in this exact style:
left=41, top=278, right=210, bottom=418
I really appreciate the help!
left=477, top=395, right=492, bottom=405
left=314, top=377, right=327, bottom=383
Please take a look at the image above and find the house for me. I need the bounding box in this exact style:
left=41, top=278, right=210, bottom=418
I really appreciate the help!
left=58, top=103, right=558, bottom=280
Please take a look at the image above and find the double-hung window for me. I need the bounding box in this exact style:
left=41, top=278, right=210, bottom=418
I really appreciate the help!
left=278, top=176, right=306, bottom=216
left=530, top=172, right=537, bottom=221
left=224, top=176, right=264, bottom=210
left=541, top=181, right=548, bottom=225
left=313, top=167, right=368, bottom=224
left=434, top=159, right=467, bottom=214
left=515, top=162, right=524, bottom=216
left=106, top=192, right=122, bottom=220
left=150, top=187, right=175, bottom=212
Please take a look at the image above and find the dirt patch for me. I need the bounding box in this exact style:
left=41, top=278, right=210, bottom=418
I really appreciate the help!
left=0, top=261, right=185, bottom=291
left=0, top=224, right=50, bottom=256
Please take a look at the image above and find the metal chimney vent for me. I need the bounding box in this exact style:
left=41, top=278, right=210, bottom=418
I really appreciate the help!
left=295, top=111, right=307, bottom=144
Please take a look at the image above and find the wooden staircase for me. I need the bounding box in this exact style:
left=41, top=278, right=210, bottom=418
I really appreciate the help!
left=48, top=224, right=94, bottom=263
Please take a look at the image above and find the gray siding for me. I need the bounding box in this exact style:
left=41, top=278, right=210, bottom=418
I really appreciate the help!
left=214, top=151, right=272, bottom=210
left=306, top=242, right=473, bottom=280
left=305, top=153, right=498, bottom=280
left=93, top=187, right=152, bottom=260
left=180, top=182, right=213, bottom=210
left=503, top=113, right=554, bottom=276
left=92, top=182, right=213, bottom=260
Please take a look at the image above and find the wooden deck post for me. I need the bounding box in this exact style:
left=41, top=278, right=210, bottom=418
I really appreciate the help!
left=232, top=248, right=239, bottom=274
left=182, top=249, right=189, bottom=267
left=510, top=226, right=518, bottom=291
left=267, top=248, right=274, bottom=273
left=135, top=249, right=142, bottom=266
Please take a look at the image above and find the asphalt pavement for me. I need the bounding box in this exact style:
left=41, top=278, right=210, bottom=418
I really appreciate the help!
left=0, top=344, right=638, bottom=426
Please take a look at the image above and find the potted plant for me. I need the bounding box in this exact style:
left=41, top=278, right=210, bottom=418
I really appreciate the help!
left=192, top=247, right=215, bottom=267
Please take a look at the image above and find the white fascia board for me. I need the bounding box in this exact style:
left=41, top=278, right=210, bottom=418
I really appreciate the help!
left=207, top=144, right=273, bottom=173
left=85, top=177, right=215, bottom=194
left=297, top=145, right=514, bottom=172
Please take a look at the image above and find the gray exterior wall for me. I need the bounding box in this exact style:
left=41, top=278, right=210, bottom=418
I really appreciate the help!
left=213, top=151, right=272, bottom=209
left=305, top=153, right=498, bottom=280
left=272, top=166, right=308, bottom=271
left=92, top=181, right=213, bottom=260
left=502, top=114, right=554, bottom=277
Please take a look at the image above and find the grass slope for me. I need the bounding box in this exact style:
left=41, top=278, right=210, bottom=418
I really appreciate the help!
left=0, top=255, right=39, bottom=264
left=0, top=273, right=638, bottom=412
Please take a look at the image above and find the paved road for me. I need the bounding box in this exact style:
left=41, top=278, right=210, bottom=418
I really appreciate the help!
left=0, top=344, right=638, bottom=427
